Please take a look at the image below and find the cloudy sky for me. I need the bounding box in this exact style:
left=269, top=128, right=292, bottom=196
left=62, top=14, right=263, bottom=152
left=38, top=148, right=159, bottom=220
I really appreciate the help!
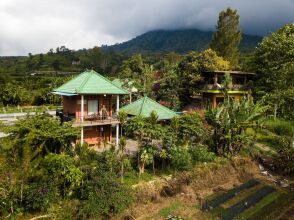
left=0, top=0, right=293, bottom=56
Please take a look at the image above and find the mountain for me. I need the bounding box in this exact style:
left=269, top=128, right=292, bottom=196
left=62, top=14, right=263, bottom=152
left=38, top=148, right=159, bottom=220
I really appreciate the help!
left=103, top=29, right=262, bottom=54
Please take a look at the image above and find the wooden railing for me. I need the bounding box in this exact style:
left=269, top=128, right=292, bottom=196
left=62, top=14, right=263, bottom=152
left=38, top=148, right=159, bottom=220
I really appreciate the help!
left=73, top=114, right=118, bottom=126
left=199, top=84, right=249, bottom=91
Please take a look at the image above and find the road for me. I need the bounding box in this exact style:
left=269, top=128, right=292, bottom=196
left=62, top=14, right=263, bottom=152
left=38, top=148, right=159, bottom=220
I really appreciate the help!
left=0, top=111, right=56, bottom=138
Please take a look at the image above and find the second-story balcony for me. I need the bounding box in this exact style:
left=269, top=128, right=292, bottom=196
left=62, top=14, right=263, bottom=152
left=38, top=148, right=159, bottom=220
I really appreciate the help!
left=199, top=83, right=251, bottom=91
left=73, top=114, right=119, bottom=127
left=56, top=109, right=119, bottom=127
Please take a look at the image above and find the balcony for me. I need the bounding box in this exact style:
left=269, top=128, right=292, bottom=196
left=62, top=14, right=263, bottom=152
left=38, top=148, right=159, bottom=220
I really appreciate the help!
left=199, top=83, right=251, bottom=91
left=56, top=110, right=119, bottom=127
left=72, top=114, right=119, bottom=127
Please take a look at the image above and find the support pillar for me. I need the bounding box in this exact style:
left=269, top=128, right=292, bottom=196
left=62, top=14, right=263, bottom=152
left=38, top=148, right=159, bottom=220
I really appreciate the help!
left=81, top=95, right=84, bottom=145
left=116, top=124, right=119, bottom=147
left=116, top=95, right=120, bottom=146
left=116, top=95, right=119, bottom=112
left=213, top=95, right=217, bottom=109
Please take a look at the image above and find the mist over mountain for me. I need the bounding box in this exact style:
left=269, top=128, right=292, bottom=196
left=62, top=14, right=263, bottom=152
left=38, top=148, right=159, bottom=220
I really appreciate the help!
left=103, top=29, right=262, bottom=54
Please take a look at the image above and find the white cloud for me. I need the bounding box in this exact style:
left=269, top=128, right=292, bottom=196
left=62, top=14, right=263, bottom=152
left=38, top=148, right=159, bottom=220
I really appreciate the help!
left=0, top=0, right=293, bottom=55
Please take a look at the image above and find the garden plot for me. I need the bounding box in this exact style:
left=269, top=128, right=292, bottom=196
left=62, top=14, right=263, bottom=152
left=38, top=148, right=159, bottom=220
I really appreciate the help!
left=202, top=179, right=260, bottom=211
left=220, top=185, right=275, bottom=220
left=241, top=192, right=294, bottom=220
left=200, top=179, right=292, bottom=220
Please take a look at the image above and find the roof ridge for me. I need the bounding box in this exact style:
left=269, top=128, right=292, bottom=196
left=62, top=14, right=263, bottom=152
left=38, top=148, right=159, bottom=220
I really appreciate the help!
left=76, top=70, right=92, bottom=93
left=139, top=96, right=148, bottom=116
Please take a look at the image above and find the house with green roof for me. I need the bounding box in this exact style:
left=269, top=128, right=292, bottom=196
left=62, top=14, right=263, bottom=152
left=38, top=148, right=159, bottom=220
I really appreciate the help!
left=120, top=96, right=178, bottom=120
left=52, top=69, right=128, bottom=146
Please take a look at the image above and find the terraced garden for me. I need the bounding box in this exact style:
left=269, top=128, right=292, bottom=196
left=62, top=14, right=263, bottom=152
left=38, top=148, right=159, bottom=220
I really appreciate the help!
left=202, top=179, right=294, bottom=220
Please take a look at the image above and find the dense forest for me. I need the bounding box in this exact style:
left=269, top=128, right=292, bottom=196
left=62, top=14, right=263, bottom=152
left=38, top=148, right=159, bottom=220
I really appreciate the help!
left=103, top=29, right=262, bottom=54
left=0, top=6, right=293, bottom=219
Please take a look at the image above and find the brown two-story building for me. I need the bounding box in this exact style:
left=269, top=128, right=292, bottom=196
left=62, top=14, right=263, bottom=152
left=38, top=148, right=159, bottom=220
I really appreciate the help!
left=53, top=70, right=128, bottom=146
left=199, top=71, right=255, bottom=108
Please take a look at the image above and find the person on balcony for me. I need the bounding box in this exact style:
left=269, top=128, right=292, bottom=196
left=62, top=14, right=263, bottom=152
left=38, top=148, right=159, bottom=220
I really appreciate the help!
left=100, top=105, right=109, bottom=120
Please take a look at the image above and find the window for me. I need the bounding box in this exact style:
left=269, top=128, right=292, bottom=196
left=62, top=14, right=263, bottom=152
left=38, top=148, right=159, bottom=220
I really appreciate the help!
left=217, top=75, right=224, bottom=84
left=88, top=100, right=98, bottom=115
left=235, top=76, right=246, bottom=85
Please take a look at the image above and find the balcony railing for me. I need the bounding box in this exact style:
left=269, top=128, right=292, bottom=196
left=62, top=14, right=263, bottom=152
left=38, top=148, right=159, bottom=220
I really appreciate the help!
left=56, top=110, right=119, bottom=126
left=199, top=84, right=250, bottom=91
left=73, top=114, right=119, bottom=127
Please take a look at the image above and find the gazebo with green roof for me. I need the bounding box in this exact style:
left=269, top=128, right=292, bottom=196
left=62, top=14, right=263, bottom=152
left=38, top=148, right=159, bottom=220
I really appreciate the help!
left=52, top=69, right=129, bottom=146
left=120, top=96, right=178, bottom=120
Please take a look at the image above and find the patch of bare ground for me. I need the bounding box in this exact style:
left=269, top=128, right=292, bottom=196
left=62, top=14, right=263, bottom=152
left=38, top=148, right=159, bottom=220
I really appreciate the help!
left=255, top=143, right=275, bottom=154
left=276, top=203, right=294, bottom=220
left=114, top=157, right=261, bottom=220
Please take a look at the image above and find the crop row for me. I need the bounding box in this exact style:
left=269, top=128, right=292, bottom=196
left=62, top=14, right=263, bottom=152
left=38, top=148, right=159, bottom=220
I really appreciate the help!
left=220, top=185, right=275, bottom=220
left=202, top=179, right=260, bottom=210
left=246, top=193, right=294, bottom=220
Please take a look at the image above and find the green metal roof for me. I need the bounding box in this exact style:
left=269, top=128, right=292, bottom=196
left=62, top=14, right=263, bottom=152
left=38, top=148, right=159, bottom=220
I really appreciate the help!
left=53, top=70, right=129, bottom=95
left=120, top=96, right=177, bottom=120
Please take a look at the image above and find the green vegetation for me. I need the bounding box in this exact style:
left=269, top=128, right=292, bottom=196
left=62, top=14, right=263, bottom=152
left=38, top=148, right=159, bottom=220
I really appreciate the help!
left=253, top=23, right=294, bottom=119
left=236, top=191, right=281, bottom=220
left=177, top=49, right=229, bottom=104
left=0, top=115, right=134, bottom=219
left=205, top=77, right=267, bottom=155
left=210, top=7, right=241, bottom=67
left=0, top=8, right=293, bottom=220
left=159, top=200, right=184, bottom=218
left=104, top=29, right=261, bottom=54
left=245, top=192, right=294, bottom=220
left=203, top=181, right=293, bottom=220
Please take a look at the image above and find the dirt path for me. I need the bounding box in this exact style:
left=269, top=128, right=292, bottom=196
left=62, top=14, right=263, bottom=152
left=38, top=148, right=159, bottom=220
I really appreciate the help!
left=255, top=143, right=275, bottom=154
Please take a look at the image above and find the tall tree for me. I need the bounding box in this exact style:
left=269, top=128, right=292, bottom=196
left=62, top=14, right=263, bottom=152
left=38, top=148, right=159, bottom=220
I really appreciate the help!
left=210, top=7, right=241, bottom=67
left=119, top=54, right=154, bottom=96
left=253, top=23, right=294, bottom=119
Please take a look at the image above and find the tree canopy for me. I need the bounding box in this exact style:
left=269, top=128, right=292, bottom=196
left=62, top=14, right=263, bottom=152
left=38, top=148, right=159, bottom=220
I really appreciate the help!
left=253, top=23, right=294, bottom=119
left=177, top=49, right=230, bottom=104
left=210, top=7, right=241, bottom=68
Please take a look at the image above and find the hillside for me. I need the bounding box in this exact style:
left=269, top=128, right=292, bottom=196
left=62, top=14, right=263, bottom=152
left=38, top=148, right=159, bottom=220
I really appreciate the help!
left=103, top=29, right=262, bottom=54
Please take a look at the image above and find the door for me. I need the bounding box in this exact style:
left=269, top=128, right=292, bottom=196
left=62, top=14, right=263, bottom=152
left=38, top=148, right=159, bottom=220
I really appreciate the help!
left=88, top=100, right=98, bottom=115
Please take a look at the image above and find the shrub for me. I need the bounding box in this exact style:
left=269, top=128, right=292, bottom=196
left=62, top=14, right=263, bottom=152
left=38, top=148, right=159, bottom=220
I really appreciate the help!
left=42, top=153, right=83, bottom=197
left=23, top=179, right=59, bottom=212
left=78, top=169, right=133, bottom=218
left=169, top=146, right=192, bottom=170
left=273, top=141, right=294, bottom=175
left=189, top=144, right=216, bottom=163
left=265, top=119, right=294, bottom=137
left=48, top=199, right=80, bottom=220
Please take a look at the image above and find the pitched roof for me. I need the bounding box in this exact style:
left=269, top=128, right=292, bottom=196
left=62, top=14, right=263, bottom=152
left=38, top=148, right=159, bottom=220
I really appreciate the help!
left=120, top=96, right=177, bottom=120
left=53, top=70, right=129, bottom=95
